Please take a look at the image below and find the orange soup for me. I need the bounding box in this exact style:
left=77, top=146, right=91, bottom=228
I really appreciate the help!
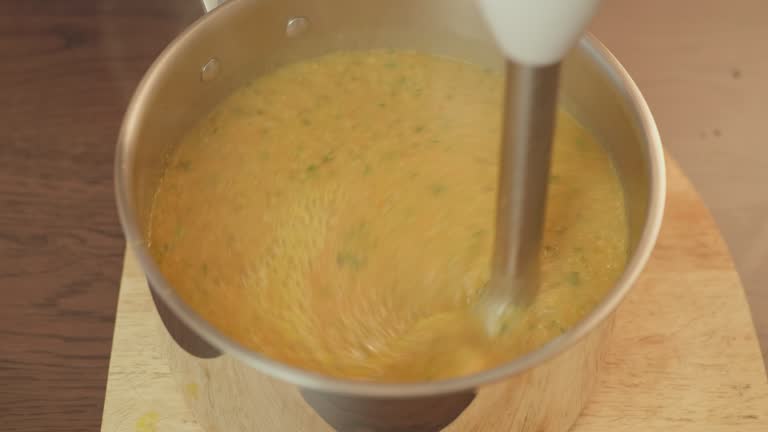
left=149, top=50, right=627, bottom=382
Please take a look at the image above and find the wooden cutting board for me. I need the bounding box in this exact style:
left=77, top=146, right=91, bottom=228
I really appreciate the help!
left=100, top=158, right=768, bottom=432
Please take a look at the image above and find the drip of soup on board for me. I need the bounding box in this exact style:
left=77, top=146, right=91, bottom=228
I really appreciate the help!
left=149, top=50, right=627, bottom=382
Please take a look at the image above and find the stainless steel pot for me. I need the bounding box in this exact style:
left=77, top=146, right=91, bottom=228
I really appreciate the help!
left=115, top=0, right=666, bottom=431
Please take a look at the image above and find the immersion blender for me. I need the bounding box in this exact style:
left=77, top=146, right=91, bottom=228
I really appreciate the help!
left=475, top=0, right=603, bottom=333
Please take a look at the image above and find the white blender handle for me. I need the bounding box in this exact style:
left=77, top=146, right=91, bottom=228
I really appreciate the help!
left=476, top=0, right=601, bottom=66
left=201, top=0, right=227, bottom=13
left=474, top=0, right=603, bottom=325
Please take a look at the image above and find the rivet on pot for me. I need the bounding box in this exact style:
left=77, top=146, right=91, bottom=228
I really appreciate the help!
left=285, top=17, right=309, bottom=37
left=201, top=58, right=221, bottom=82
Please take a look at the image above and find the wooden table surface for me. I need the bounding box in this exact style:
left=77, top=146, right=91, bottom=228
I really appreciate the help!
left=1, top=0, right=766, bottom=430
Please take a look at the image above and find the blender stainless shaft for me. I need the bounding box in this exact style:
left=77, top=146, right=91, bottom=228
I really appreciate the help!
left=480, top=61, right=560, bottom=331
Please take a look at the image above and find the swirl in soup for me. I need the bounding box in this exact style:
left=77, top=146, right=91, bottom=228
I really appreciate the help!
left=149, top=50, right=628, bottom=382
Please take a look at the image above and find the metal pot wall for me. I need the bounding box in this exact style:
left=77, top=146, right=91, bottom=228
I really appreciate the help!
left=114, top=0, right=666, bottom=431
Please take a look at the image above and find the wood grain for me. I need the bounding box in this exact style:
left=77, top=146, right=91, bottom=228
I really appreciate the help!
left=102, top=158, right=768, bottom=431
left=0, top=1, right=198, bottom=430
left=590, top=0, right=768, bottom=363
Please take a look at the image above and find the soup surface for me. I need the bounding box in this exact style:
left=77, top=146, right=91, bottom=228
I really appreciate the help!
left=149, top=50, right=627, bottom=382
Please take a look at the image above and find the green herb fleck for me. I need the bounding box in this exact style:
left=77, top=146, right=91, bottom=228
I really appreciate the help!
left=174, top=225, right=185, bottom=242
left=384, top=62, right=398, bottom=69
left=549, top=320, right=567, bottom=334
left=302, top=118, right=312, bottom=126
left=176, top=160, right=192, bottom=171
left=413, top=125, right=425, bottom=133
left=377, top=102, right=386, bottom=109
left=567, top=271, right=582, bottom=287
left=337, top=251, right=367, bottom=270
left=431, top=184, right=446, bottom=195
left=363, top=164, right=372, bottom=176
left=383, top=150, right=399, bottom=161
left=575, top=246, right=587, bottom=263
left=348, top=221, right=368, bottom=238
left=472, top=229, right=486, bottom=239
left=322, top=151, right=335, bottom=164
left=306, top=164, right=318, bottom=174
left=499, top=319, right=511, bottom=334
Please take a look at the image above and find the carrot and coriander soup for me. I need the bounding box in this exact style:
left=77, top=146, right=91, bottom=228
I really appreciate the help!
left=149, top=50, right=627, bottom=382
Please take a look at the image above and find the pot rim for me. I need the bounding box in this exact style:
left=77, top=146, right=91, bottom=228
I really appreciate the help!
left=115, top=17, right=666, bottom=397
